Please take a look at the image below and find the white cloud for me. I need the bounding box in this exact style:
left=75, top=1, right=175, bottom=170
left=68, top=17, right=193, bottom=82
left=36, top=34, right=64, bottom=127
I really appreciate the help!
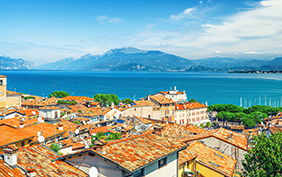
left=244, top=51, right=264, bottom=54
left=199, top=0, right=203, bottom=6
left=96, top=15, right=123, bottom=24
left=170, top=8, right=196, bottom=20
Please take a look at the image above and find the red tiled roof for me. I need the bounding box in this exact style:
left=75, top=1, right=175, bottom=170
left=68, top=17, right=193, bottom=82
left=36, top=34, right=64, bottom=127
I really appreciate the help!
left=6, top=90, right=21, bottom=96
left=178, top=149, right=198, bottom=165
left=180, top=128, right=248, bottom=151
left=149, top=95, right=175, bottom=104
left=0, top=124, right=34, bottom=147
left=0, top=159, right=25, bottom=177
left=175, top=102, right=207, bottom=110
left=17, top=144, right=88, bottom=176
left=92, top=132, right=187, bottom=172
left=186, top=141, right=237, bottom=177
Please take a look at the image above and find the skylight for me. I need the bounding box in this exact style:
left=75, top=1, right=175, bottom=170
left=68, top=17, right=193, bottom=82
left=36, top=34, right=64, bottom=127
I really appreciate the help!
left=209, top=161, right=220, bottom=168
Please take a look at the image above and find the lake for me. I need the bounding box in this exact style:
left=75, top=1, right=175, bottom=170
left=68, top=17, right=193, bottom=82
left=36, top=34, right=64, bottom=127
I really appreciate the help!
left=1, top=70, right=282, bottom=106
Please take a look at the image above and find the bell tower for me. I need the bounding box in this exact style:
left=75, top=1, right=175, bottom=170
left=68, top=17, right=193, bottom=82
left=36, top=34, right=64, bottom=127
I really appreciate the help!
left=0, top=75, right=7, bottom=109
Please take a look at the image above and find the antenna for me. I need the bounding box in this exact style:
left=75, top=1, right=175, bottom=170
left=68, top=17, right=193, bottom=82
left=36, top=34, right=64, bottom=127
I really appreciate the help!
left=38, top=135, right=45, bottom=143
left=89, top=166, right=98, bottom=177
left=32, top=111, right=36, bottom=116
left=75, top=129, right=80, bottom=135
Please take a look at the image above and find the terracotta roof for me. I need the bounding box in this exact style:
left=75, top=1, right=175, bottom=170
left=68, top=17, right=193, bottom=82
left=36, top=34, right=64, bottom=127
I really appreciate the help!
left=92, top=132, right=187, bottom=172
left=18, top=108, right=39, bottom=117
left=67, top=105, right=90, bottom=112
left=22, top=97, right=59, bottom=107
left=134, top=116, right=153, bottom=124
left=6, top=90, right=21, bottom=96
left=230, top=125, right=245, bottom=130
left=180, top=128, right=248, bottom=151
left=133, top=100, right=155, bottom=107
left=17, top=144, right=88, bottom=176
left=0, top=124, right=34, bottom=147
left=175, top=102, right=207, bottom=110
left=162, top=123, right=207, bottom=139
left=39, top=106, right=61, bottom=110
left=269, top=127, right=282, bottom=134
left=0, top=117, right=38, bottom=128
left=54, top=119, right=78, bottom=137
left=159, top=91, right=185, bottom=95
left=21, top=123, right=65, bottom=142
left=0, top=109, right=23, bottom=117
left=0, top=75, right=7, bottom=78
left=149, top=95, right=176, bottom=104
left=61, top=96, right=93, bottom=104
left=178, top=149, right=198, bottom=165
left=0, top=159, right=25, bottom=177
left=186, top=141, right=237, bottom=177
left=89, top=125, right=119, bottom=135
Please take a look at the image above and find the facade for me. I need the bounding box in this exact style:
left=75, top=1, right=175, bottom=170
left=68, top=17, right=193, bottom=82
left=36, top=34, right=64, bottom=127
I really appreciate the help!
left=122, top=100, right=161, bottom=119
left=6, top=90, right=21, bottom=108
left=175, top=102, right=209, bottom=126
left=149, top=95, right=176, bottom=122
left=0, top=75, right=7, bottom=109
left=39, top=106, right=61, bottom=122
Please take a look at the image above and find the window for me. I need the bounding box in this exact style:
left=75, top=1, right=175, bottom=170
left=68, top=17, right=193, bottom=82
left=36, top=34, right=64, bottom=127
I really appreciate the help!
left=21, top=141, right=25, bottom=147
left=133, top=168, right=144, bottom=177
left=158, top=157, right=167, bottom=168
left=0, top=80, right=2, bottom=85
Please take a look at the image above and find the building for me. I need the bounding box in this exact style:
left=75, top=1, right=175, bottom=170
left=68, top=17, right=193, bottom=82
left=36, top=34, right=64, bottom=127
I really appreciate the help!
left=185, top=141, right=237, bottom=177
left=122, top=100, right=161, bottom=119
left=0, top=144, right=88, bottom=176
left=38, top=106, right=61, bottom=122
left=178, top=149, right=198, bottom=177
left=0, top=75, right=22, bottom=109
left=179, top=127, right=248, bottom=170
left=0, top=124, right=34, bottom=151
left=149, top=95, right=176, bottom=121
left=175, top=102, right=209, bottom=126
left=154, top=86, right=187, bottom=103
left=61, top=132, right=187, bottom=177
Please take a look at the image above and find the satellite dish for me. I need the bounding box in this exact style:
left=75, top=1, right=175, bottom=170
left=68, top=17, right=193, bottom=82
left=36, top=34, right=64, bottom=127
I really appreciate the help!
left=92, top=133, right=96, bottom=136
left=38, top=117, right=42, bottom=122
left=38, top=136, right=45, bottom=143
left=37, top=131, right=41, bottom=136
left=32, top=111, right=36, bottom=115
left=89, top=166, right=98, bottom=177
left=83, top=121, right=86, bottom=125
left=75, top=129, right=79, bottom=135
left=55, top=138, right=58, bottom=143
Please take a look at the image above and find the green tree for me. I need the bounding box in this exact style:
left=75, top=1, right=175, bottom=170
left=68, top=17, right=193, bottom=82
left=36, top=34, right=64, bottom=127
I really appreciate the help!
left=123, top=98, right=133, bottom=104
left=50, top=143, right=61, bottom=152
left=242, top=132, right=282, bottom=177
left=73, top=120, right=80, bottom=125
left=94, top=94, right=120, bottom=106
left=49, top=91, right=70, bottom=98
left=188, top=98, right=198, bottom=103
left=206, top=122, right=211, bottom=128
left=200, top=123, right=205, bottom=128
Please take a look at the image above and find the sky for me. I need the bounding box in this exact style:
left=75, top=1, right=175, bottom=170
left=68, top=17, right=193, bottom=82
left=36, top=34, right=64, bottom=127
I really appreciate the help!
left=1, top=0, right=282, bottom=65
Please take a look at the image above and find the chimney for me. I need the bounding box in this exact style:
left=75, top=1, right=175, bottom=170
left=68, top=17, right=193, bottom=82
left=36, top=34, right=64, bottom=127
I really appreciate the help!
left=174, top=86, right=177, bottom=90
left=95, top=141, right=107, bottom=154
left=111, top=102, right=114, bottom=109
left=121, top=130, right=128, bottom=138
left=153, top=126, right=164, bottom=136
left=58, top=124, right=63, bottom=131
left=3, top=145, right=18, bottom=166
left=19, top=121, right=25, bottom=128
left=26, top=168, right=37, bottom=177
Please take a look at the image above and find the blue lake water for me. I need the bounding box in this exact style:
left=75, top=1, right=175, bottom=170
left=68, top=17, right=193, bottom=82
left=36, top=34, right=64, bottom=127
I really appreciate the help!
left=1, top=70, right=282, bottom=106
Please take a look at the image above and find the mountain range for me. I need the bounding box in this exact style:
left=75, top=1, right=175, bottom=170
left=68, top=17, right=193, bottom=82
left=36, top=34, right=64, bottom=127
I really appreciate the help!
left=1, top=47, right=282, bottom=71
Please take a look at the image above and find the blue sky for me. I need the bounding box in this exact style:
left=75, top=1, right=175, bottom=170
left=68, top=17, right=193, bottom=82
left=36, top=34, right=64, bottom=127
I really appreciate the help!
left=1, top=0, right=281, bottom=65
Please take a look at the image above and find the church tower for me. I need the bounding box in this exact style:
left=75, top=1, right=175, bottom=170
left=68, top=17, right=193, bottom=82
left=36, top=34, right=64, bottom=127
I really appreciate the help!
left=0, top=75, right=7, bottom=108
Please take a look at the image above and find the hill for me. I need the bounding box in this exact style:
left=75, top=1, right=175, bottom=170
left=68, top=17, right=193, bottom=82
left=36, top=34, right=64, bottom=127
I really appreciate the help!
left=0, top=56, right=35, bottom=70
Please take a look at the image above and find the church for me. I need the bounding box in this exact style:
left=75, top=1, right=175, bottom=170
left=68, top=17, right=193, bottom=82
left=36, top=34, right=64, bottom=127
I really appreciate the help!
left=0, top=75, right=21, bottom=109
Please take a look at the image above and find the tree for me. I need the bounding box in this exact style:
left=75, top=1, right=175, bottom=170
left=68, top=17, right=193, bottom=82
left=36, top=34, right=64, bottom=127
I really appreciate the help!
left=94, top=94, right=120, bottom=106
left=73, top=120, right=80, bottom=125
left=206, top=122, right=211, bottom=128
left=200, top=123, right=205, bottom=128
left=242, top=132, right=282, bottom=177
left=49, top=91, right=69, bottom=98
left=123, top=98, right=133, bottom=104
left=188, top=98, right=198, bottom=103
left=50, top=143, right=61, bottom=152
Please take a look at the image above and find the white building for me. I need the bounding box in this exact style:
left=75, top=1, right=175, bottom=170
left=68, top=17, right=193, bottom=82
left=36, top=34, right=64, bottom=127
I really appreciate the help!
left=154, top=86, right=187, bottom=103
left=38, top=106, right=61, bottom=122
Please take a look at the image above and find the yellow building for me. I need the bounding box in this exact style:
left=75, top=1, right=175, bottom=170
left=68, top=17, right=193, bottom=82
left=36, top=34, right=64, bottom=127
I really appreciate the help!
left=178, top=149, right=198, bottom=177
left=185, top=141, right=237, bottom=177
left=0, top=75, right=22, bottom=109
left=0, top=75, right=7, bottom=109
left=149, top=95, right=176, bottom=122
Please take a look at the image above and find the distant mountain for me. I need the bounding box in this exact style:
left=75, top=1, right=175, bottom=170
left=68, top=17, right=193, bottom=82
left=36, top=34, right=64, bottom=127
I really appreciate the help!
left=260, top=57, right=282, bottom=70
left=0, top=56, right=35, bottom=70
left=37, top=47, right=192, bottom=71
